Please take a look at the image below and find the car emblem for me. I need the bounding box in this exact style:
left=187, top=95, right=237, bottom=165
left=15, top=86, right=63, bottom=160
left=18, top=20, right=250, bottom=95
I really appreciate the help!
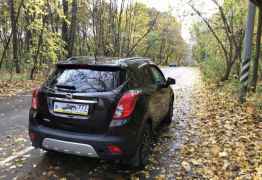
left=65, top=93, right=73, bottom=99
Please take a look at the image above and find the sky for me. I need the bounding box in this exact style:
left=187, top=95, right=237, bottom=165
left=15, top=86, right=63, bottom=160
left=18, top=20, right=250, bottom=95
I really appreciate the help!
left=138, top=0, right=219, bottom=43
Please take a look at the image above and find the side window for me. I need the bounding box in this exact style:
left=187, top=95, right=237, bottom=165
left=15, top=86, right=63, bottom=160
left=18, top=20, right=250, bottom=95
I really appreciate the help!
left=150, top=66, right=166, bottom=85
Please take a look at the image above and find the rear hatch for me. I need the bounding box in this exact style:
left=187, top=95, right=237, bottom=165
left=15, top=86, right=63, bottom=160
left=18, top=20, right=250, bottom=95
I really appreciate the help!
left=36, top=64, right=126, bottom=134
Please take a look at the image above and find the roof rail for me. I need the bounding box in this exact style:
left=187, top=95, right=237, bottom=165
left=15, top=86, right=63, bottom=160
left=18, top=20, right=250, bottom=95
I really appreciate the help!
left=130, top=58, right=152, bottom=63
left=67, top=56, right=147, bottom=62
left=119, top=57, right=152, bottom=62
left=118, top=57, right=144, bottom=62
left=65, top=56, right=93, bottom=62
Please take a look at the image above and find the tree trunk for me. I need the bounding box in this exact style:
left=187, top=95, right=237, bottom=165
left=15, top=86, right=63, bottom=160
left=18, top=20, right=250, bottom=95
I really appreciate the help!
left=24, top=10, right=32, bottom=52
left=8, top=0, right=20, bottom=73
left=0, top=0, right=23, bottom=70
left=30, top=17, right=47, bottom=80
left=68, top=0, right=77, bottom=57
left=221, top=60, right=234, bottom=81
left=251, top=8, right=262, bottom=92
left=62, top=0, right=69, bottom=54
left=92, top=0, right=103, bottom=57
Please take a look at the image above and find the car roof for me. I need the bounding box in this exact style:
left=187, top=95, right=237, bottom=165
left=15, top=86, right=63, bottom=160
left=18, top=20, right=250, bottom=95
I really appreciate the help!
left=57, top=56, right=154, bottom=69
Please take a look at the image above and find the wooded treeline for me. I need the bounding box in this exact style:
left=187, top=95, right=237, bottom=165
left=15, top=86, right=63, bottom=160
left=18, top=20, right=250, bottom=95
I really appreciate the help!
left=191, top=0, right=262, bottom=92
left=0, top=0, right=187, bottom=80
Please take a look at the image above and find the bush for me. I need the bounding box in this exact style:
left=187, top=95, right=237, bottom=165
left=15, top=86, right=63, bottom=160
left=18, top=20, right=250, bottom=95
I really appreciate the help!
left=199, top=57, right=226, bottom=82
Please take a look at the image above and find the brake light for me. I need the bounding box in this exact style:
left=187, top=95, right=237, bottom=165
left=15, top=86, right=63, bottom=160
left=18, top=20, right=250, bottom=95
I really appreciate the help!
left=29, top=132, right=37, bottom=141
left=32, top=88, right=39, bottom=110
left=107, top=144, right=122, bottom=154
left=113, top=91, right=141, bottom=120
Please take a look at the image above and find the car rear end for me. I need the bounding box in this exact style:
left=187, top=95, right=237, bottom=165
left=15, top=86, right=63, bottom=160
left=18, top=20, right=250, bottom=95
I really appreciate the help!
left=29, top=62, right=145, bottom=160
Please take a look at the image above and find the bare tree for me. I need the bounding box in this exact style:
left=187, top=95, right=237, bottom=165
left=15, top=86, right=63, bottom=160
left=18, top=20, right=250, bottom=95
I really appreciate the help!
left=126, top=13, right=159, bottom=56
left=189, top=0, right=244, bottom=81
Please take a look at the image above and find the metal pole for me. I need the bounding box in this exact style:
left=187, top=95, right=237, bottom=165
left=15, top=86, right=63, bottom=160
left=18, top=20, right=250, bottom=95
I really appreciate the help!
left=240, top=2, right=257, bottom=103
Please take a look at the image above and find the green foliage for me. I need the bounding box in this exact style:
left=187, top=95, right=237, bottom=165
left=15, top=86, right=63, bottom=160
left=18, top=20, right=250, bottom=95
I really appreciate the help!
left=139, top=10, right=187, bottom=65
left=0, top=0, right=187, bottom=79
left=200, top=57, right=226, bottom=82
left=192, top=0, right=248, bottom=81
left=24, top=0, right=65, bottom=66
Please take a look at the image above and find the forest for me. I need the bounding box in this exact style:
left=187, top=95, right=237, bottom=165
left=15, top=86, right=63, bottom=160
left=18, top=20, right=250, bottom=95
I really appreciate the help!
left=192, top=0, right=261, bottom=95
left=0, top=0, right=261, bottom=104
left=0, top=0, right=187, bottom=80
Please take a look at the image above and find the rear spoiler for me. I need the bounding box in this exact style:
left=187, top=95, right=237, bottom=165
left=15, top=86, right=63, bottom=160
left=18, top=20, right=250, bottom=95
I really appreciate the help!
left=56, top=63, right=126, bottom=70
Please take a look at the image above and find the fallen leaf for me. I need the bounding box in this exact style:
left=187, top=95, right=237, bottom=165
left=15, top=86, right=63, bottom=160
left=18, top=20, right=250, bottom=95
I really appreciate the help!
left=181, top=161, right=191, bottom=172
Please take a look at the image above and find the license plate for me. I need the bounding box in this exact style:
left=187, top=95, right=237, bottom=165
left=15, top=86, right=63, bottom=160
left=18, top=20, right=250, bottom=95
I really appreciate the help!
left=53, top=102, right=89, bottom=116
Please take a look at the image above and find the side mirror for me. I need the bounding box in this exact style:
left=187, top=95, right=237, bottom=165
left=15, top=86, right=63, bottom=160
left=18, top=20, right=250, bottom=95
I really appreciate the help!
left=166, top=77, right=176, bottom=86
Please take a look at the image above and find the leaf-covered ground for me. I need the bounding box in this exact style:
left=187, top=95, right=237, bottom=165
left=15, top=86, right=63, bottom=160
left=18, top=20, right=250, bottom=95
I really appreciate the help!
left=179, top=83, right=262, bottom=179
left=0, top=80, right=42, bottom=97
left=0, top=71, right=46, bottom=97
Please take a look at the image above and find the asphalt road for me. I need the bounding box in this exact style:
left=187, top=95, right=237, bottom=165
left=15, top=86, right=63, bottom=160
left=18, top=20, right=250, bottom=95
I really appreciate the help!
left=0, top=95, right=31, bottom=137
left=0, top=67, right=201, bottom=180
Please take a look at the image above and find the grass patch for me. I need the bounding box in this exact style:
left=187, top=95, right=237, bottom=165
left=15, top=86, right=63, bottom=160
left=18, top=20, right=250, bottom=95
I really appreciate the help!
left=198, top=56, right=261, bottom=115
left=0, top=71, right=30, bottom=81
left=199, top=57, right=226, bottom=82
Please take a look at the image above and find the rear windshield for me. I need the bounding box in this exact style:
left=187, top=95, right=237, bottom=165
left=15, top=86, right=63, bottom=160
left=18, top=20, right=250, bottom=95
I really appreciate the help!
left=46, top=68, right=122, bottom=92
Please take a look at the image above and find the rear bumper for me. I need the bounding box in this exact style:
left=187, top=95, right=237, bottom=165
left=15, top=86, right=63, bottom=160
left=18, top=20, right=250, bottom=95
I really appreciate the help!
left=29, top=125, right=137, bottom=160
left=42, top=138, right=99, bottom=157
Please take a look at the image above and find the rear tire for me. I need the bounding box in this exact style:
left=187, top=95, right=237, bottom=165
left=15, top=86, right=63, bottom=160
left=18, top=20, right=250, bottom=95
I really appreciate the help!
left=122, top=123, right=152, bottom=169
left=45, top=149, right=63, bottom=157
left=162, top=98, right=174, bottom=125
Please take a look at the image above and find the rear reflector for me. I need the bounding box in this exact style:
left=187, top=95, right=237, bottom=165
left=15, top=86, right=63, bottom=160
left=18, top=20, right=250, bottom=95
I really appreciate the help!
left=107, top=145, right=122, bottom=154
left=29, top=132, right=37, bottom=141
left=109, top=119, right=128, bottom=127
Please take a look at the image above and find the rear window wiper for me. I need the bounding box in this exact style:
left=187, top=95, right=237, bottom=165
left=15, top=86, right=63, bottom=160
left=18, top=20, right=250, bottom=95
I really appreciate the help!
left=43, top=86, right=55, bottom=92
left=56, top=84, right=76, bottom=90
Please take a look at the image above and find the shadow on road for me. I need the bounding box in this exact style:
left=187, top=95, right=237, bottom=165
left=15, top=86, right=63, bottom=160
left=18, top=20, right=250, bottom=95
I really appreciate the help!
left=19, top=125, right=172, bottom=180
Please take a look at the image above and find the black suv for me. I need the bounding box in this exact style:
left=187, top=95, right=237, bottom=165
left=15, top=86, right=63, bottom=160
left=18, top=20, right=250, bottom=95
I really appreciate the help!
left=29, top=57, right=175, bottom=168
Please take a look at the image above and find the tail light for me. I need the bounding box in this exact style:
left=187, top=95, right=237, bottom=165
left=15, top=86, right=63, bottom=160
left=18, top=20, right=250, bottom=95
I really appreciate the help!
left=107, top=144, right=123, bottom=154
left=113, top=90, right=141, bottom=120
left=110, top=90, right=141, bottom=127
left=32, top=88, right=39, bottom=110
left=29, top=132, right=37, bottom=141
